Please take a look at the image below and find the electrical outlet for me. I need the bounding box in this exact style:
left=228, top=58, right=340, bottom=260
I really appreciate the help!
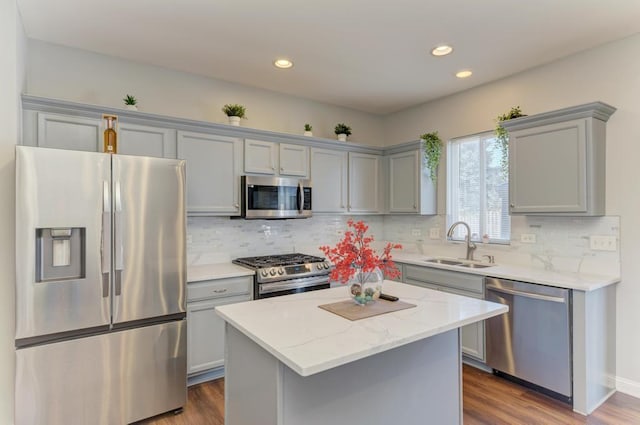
left=589, top=235, right=617, bottom=251
left=520, top=233, right=537, bottom=244
left=411, top=228, right=422, bottom=237
left=429, top=228, right=440, bottom=239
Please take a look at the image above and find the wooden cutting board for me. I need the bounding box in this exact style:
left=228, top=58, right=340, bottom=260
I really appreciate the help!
left=318, top=299, right=416, bottom=321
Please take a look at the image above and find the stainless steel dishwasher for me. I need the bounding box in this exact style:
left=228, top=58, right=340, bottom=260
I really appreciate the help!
left=485, top=277, right=572, bottom=403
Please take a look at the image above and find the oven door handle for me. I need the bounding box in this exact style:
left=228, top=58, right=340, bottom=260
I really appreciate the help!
left=297, top=182, right=303, bottom=213
left=260, top=276, right=329, bottom=295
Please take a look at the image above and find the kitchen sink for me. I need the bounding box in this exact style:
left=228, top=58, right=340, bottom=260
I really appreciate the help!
left=457, top=263, right=493, bottom=269
left=424, top=258, right=464, bottom=266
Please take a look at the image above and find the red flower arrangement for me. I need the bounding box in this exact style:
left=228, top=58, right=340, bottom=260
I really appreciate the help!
left=319, top=219, right=402, bottom=284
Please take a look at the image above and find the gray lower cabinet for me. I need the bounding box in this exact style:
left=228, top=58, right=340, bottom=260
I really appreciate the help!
left=504, top=102, right=616, bottom=216
left=187, top=276, right=253, bottom=383
left=402, top=264, right=485, bottom=361
left=177, top=131, right=243, bottom=216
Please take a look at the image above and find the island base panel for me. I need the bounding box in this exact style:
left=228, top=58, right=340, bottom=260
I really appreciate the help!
left=225, top=324, right=462, bottom=425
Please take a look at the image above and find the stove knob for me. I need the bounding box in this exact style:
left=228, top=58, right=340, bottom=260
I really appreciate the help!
left=323, top=263, right=330, bottom=269
left=316, top=264, right=322, bottom=270
left=269, top=269, right=276, bottom=276
left=278, top=267, right=284, bottom=275
left=260, top=270, right=269, bottom=277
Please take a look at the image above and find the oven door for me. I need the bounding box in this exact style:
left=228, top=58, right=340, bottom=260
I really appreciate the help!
left=257, top=275, right=329, bottom=299
left=242, top=176, right=312, bottom=219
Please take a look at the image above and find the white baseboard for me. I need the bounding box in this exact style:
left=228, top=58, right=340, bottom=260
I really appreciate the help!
left=616, top=376, right=640, bottom=399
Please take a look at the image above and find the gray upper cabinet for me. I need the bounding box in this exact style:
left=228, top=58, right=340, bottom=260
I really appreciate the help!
left=311, top=148, right=348, bottom=213
left=504, top=102, right=616, bottom=216
left=118, top=122, right=176, bottom=158
left=387, top=148, right=436, bottom=214
left=244, top=139, right=309, bottom=177
left=177, top=131, right=243, bottom=216
left=36, top=112, right=102, bottom=152
left=348, top=152, right=382, bottom=213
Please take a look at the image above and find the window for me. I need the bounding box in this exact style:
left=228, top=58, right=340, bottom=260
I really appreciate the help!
left=447, top=132, right=510, bottom=243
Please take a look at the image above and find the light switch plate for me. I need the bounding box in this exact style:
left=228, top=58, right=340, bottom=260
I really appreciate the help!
left=589, top=235, right=617, bottom=251
left=411, top=228, right=422, bottom=237
left=429, top=228, right=440, bottom=239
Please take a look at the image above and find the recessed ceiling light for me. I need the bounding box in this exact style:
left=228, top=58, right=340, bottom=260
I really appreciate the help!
left=273, top=58, right=293, bottom=69
left=431, top=45, right=453, bottom=57
left=456, top=70, right=473, bottom=79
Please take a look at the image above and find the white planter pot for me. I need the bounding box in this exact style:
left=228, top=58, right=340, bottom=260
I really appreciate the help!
left=337, top=133, right=347, bottom=142
left=303, top=131, right=313, bottom=137
left=125, top=105, right=138, bottom=111
left=228, top=116, right=241, bottom=126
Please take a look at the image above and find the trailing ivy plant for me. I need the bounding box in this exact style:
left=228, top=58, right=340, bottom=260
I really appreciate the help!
left=495, top=106, right=525, bottom=176
left=420, top=131, right=443, bottom=184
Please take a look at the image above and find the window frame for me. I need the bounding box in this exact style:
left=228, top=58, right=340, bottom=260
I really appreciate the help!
left=446, top=130, right=510, bottom=245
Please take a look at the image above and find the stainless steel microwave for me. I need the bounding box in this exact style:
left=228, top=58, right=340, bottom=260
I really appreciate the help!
left=241, top=175, right=312, bottom=219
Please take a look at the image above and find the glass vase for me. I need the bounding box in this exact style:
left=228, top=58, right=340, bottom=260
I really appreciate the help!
left=348, top=267, right=383, bottom=305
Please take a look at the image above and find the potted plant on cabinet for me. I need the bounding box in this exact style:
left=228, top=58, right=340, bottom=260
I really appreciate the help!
left=123, top=94, right=138, bottom=111
left=222, top=104, right=247, bottom=126
left=420, top=131, right=443, bottom=184
left=334, top=123, right=352, bottom=142
left=495, top=106, right=526, bottom=176
left=304, top=123, right=313, bottom=136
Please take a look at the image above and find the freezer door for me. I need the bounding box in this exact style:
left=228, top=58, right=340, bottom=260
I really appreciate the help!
left=15, top=146, right=111, bottom=341
left=111, top=154, right=186, bottom=324
left=16, top=320, right=187, bottom=425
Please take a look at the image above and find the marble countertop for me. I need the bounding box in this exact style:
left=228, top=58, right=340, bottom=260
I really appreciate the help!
left=215, top=280, right=507, bottom=377
left=187, top=263, right=255, bottom=282
left=393, top=253, right=620, bottom=292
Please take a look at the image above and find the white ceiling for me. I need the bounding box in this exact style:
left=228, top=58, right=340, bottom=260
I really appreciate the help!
left=17, top=0, right=640, bottom=115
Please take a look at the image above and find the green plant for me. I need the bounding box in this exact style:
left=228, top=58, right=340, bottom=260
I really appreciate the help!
left=495, top=106, right=526, bottom=176
left=420, top=131, right=443, bottom=183
left=123, top=94, right=137, bottom=106
left=222, top=104, right=247, bottom=119
left=334, top=123, right=352, bottom=136
left=304, top=123, right=312, bottom=132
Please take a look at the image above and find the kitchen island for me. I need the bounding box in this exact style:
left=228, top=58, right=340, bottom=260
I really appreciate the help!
left=216, top=280, right=507, bottom=425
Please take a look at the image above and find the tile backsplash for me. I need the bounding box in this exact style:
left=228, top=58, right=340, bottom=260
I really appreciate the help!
left=188, top=214, right=620, bottom=276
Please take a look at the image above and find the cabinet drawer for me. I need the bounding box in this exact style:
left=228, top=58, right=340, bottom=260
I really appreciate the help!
left=404, top=265, right=483, bottom=294
left=187, top=276, right=252, bottom=302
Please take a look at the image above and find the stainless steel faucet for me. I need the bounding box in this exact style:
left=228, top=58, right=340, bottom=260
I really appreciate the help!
left=446, top=221, right=476, bottom=261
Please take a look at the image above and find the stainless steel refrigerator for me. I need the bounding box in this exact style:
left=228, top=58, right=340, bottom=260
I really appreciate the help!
left=15, top=146, right=187, bottom=424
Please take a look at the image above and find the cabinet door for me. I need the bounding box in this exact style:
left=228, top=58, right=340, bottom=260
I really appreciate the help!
left=244, top=139, right=277, bottom=174
left=279, top=143, right=309, bottom=177
left=37, top=112, right=102, bottom=152
left=509, top=118, right=587, bottom=214
left=177, top=131, right=242, bottom=215
left=388, top=150, right=419, bottom=213
left=187, top=295, right=249, bottom=375
left=311, top=148, right=348, bottom=213
left=118, top=122, right=176, bottom=158
left=348, top=152, right=381, bottom=213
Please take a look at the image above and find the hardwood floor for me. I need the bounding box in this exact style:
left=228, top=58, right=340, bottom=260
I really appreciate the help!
left=141, top=365, right=640, bottom=424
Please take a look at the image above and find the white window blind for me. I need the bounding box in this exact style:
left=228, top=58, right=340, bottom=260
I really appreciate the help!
left=447, top=132, right=510, bottom=243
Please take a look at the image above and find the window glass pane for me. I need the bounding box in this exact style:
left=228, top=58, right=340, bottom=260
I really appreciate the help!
left=447, top=132, right=510, bottom=244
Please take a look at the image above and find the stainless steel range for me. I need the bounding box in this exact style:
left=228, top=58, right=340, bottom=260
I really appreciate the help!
left=233, top=253, right=331, bottom=299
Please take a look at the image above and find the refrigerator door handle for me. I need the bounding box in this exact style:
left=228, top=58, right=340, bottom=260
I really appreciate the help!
left=101, top=180, right=111, bottom=298
left=114, top=180, right=124, bottom=296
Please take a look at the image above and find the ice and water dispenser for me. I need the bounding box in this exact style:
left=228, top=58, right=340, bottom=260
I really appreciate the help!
left=35, top=227, right=86, bottom=282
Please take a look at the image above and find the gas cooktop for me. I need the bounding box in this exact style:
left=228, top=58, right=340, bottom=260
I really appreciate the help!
left=233, top=253, right=326, bottom=269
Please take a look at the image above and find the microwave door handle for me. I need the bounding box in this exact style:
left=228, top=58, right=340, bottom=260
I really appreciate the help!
left=297, top=182, right=303, bottom=213
left=101, top=180, right=111, bottom=298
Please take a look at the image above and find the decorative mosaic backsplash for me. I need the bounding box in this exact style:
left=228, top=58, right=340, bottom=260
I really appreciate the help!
left=188, top=214, right=620, bottom=275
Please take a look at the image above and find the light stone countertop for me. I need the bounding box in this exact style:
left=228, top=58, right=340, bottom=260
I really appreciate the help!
left=394, top=253, right=620, bottom=292
left=215, top=280, right=507, bottom=377
left=187, top=263, right=255, bottom=283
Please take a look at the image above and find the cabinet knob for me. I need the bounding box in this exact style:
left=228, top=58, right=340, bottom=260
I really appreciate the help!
left=413, top=204, right=417, bottom=209
left=280, top=167, right=284, bottom=172
left=510, top=203, right=515, bottom=208
left=234, top=203, right=239, bottom=209
left=341, top=204, right=345, bottom=209
left=213, top=288, right=227, bottom=294
left=272, top=166, right=275, bottom=171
